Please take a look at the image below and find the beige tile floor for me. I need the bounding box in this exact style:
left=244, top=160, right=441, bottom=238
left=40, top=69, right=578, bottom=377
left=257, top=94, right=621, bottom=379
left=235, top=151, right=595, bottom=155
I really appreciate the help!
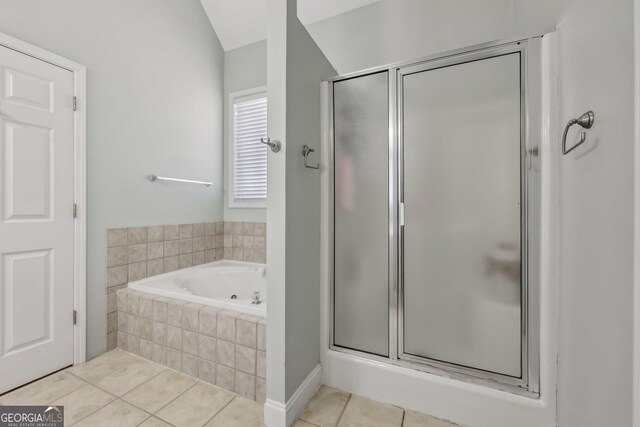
left=0, top=350, right=458, bottom=427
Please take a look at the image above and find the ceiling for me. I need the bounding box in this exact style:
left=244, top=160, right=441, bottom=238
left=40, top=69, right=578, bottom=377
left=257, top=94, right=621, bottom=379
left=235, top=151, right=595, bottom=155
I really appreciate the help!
left=297, top=0, right=382, bottom=25
left=199, top=0, right=382, bottom=51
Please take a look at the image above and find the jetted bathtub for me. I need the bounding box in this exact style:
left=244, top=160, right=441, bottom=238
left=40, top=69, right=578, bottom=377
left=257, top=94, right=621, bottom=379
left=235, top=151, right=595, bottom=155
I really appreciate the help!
left=127, top=260, right=266, bottom=316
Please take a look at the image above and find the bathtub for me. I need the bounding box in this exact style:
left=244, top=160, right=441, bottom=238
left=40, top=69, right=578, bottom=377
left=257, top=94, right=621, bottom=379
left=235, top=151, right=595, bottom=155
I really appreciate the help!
left=127, top=260, right=266, bottom=316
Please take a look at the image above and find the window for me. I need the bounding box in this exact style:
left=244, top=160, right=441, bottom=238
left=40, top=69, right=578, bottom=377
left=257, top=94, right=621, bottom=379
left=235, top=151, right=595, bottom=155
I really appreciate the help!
left=229, top=88, right=268, bottom=207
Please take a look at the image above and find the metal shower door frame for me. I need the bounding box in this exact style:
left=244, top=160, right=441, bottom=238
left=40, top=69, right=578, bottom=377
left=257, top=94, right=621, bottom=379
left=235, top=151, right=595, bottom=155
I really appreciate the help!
left=327, top=36, right=542, bottom=397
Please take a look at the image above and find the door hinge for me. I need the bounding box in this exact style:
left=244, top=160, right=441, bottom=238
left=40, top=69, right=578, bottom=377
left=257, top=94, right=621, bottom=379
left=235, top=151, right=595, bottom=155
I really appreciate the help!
left=73, top=203, right=78, bottom=219
left=73, top=96, right=77, bottom=112
left=73, top=310, right=77, bottom=325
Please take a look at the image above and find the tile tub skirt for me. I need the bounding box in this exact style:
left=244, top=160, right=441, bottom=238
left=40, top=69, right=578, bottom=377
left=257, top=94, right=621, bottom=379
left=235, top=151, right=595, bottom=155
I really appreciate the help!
left=114, top=288, right=266, bottom=403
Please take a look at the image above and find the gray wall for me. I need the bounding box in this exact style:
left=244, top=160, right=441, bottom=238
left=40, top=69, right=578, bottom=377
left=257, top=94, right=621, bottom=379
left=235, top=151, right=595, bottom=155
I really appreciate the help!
left=0, top=0, right=225, bottom=359
left=284, top=14, right=336, bottom=400
left=557, top=0, right=634, bottom=425
left=265, top=0, right=336, bottom=406
left=223, top=40, right=268, bottom=223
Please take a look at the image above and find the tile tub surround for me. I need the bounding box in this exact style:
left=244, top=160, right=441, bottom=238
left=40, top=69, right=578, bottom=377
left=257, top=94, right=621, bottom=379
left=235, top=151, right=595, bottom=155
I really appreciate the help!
left=222, top=221, right=267, bottom=264
left=105, top=223, right=226, bottom=294
left=105, top=222, right=266, bottom=349
left=115, top=288, right=267, bottom=403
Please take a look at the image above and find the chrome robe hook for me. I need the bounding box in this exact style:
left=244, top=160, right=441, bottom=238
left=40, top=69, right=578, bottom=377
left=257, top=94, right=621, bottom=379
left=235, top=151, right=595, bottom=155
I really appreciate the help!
left=562, top=111, right=595, bottom=155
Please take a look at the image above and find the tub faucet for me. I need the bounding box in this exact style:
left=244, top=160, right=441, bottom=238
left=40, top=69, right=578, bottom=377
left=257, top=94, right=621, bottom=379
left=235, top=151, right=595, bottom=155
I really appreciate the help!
left=252, top=291, right=262, bottom=305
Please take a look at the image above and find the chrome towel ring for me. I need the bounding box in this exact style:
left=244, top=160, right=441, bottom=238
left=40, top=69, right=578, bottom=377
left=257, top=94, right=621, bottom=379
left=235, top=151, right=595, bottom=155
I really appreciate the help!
left=302, top=144, right=319, bottom=169
left=562, top=111, right=595, bottom=155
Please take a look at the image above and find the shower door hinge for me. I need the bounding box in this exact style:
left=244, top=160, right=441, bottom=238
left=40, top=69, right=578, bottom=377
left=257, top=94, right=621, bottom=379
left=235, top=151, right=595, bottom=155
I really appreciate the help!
left=73, top=310, right=77, bottom=325
left=399, top=202, right=405, bottom=227
left=73, top=96, right=77, bottom=112
left=73, top=203, right=78, bottom=219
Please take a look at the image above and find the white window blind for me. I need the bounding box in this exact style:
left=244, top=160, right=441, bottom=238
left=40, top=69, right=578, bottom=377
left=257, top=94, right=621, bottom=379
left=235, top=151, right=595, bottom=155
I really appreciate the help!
left=232, top=93, right=268, bottom=204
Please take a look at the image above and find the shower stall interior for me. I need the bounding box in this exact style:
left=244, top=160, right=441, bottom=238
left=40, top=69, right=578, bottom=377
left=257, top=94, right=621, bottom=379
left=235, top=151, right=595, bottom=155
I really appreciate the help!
left=327, top=37, right=542, bottom=394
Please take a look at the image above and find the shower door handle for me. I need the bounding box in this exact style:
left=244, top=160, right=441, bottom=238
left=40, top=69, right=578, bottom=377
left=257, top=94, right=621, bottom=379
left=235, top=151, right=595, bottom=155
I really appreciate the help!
left=527, top=147, right=539, bottom=170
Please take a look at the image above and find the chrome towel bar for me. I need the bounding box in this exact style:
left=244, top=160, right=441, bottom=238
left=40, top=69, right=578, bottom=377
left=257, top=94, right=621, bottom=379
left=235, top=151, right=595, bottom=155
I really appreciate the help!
left=148, top=174, right=213, bottom=187
left=562, top=111, right=595, bottom=155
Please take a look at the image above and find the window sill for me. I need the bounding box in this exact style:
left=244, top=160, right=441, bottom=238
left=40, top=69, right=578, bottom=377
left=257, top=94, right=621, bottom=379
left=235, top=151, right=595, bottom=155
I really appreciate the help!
left=229, top=202, right=267, bottom=209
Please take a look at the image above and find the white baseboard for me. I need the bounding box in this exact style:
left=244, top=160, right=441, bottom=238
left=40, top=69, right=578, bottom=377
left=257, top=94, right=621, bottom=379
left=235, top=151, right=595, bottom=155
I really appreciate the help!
left=264, top=364, right=322, bottom=427
left=264, top=399, right=287, bottom=427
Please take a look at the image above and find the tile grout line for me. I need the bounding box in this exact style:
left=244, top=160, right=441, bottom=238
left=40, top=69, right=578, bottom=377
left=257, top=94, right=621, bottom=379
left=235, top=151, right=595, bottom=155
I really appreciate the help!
left=69, top=403, right=153, bottom=427
left=132, top=414, right=154, bottom=427
left=67, top=350, right=156, bottom=383
left=297, top=410, right=322, bottom=426
left=116, top=355, right=247, bottom=425
left=63, top=384, right=157, bottom=425
left=333, top=393, right=352, bottom=427
left=120, top=366, right=197, bottom=408
left=200, top=395, right=237, bottom=426
left=296, top=417, right=321, bottom=427
left=149, top=380, right=201, bottom=423
left=112, top=348, right=255, bottom=412
left=66, top=360, right=167, bottom=402
left=42, top=375, right=92, bottom=405
left=65, top=364, right=171, bottom=422
left=52, top=382, right=118, bottom=425
left=68, top=394, right=157, bottom=427
left=29, top=350, right=255, bottom=427
left=134, top=413, right=173, bottom=427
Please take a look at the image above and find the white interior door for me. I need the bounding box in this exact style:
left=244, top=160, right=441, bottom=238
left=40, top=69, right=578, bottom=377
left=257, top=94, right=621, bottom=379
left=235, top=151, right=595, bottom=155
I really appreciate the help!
left=0, top=44, right=75, bottom=394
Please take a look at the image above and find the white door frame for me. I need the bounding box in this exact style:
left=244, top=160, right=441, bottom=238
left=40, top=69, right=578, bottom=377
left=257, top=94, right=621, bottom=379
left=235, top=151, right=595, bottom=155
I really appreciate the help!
left=0, top=31, right=87, bottom=365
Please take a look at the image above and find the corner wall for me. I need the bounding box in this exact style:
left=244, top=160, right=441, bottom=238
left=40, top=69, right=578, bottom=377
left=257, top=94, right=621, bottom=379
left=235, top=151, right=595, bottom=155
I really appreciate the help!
left=265, top=0, right=337, bottom=423
left=0, top=0, right=225, bottom=359
left=284, top=11, right=336, bottom=400
left=557, top=0, right=634, bottom=425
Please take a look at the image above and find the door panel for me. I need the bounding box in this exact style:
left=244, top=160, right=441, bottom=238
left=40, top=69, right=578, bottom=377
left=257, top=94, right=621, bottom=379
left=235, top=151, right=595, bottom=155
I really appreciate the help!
left=333, top=71, right=389, bottom=356
left=3, top=121, right=52, bottom=221
left=401, top=53, right=522, bottom=377
left=2, top=250, right=52, bottom=355
left=4, top=67, right=53, bottom=111
left=0, top=45, right=75, bottom=393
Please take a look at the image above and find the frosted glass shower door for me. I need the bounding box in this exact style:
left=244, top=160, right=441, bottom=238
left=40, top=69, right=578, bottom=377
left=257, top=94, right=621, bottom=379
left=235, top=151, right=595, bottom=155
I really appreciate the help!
left=401, top=53, right=523, bottom=377
left=333, top=71, right=389, bottom=356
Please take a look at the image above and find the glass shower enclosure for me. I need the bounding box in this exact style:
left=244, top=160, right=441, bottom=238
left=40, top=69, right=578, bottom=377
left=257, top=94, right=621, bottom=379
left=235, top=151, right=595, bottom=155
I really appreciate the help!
left=328, top=38, right=541, bottom=394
